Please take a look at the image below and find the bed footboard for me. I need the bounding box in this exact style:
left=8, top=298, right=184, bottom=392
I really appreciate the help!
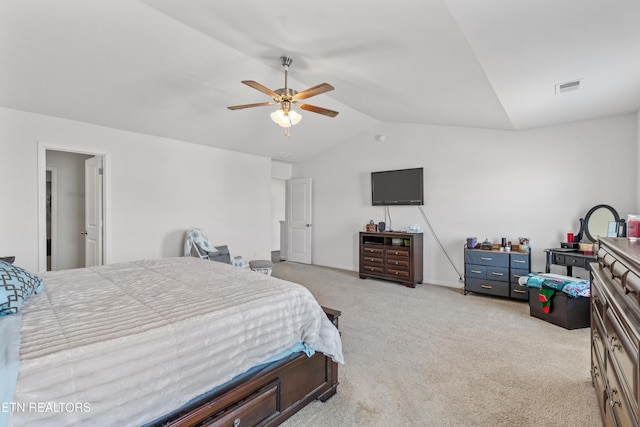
left=158, top=351, right=338, bottom=427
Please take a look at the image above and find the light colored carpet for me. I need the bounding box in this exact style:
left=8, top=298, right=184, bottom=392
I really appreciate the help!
left=274, top=262, right=601, bottom=427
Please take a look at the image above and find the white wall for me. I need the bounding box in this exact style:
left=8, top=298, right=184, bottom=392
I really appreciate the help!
left=0, top=107, right=272, bottom=272
left=294, top=114, right=638, bottom=287
left=46, top=150, right=92, bottom=270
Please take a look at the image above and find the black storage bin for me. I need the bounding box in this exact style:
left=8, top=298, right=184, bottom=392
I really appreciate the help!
left=209, top=245, right=231, bottom=264
left=528, top=288, right=590, bottom=330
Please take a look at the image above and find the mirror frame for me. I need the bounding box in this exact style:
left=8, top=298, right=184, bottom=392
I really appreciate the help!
left=583, top=204, right=619, bottom=242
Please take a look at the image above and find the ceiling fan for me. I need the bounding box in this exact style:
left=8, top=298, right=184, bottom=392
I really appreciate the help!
left=227, top=56, right=339, bottom=137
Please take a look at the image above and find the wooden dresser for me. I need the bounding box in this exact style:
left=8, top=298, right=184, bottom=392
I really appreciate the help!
left=591, top=237, right=640, bottom=426
left=359, top=231, right=423, bottom=287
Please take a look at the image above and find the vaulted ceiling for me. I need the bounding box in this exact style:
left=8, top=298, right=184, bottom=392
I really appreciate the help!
left=1, top=0, right=639, bottom=162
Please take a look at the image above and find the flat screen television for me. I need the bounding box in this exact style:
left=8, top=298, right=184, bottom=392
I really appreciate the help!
left=371, top=167, right=424, bottom=206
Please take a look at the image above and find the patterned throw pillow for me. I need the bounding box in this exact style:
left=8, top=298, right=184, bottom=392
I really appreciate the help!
left=0, top=261, right=45, bottom=316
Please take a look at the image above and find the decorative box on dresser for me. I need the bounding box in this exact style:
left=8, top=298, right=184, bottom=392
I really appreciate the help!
left=464, top=248, right=531, bottom=300
left=359, top=231, right=423, bottom=288
left=590, top=237, right=640, bottom=427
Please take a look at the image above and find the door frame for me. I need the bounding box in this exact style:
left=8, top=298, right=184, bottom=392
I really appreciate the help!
left=46, top=167, right=58, bottom=271
left=37, top=142, right=111, bottom=272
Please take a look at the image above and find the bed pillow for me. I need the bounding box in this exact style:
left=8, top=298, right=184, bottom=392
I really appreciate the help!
left=0, top=261, right=45, bottom=316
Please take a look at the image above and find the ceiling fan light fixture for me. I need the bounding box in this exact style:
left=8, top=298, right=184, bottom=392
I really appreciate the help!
left=228, top=57, right=336, bottom=137
left=271, top=108, right=302, bottom=128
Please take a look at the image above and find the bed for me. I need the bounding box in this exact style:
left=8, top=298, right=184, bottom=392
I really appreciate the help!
left=2, top=257, right=343, bottom=426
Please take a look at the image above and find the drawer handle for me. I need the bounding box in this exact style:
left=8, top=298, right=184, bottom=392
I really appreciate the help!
left=234, top=418, right=241, bottom=427
left=470, top=269, right=482, bottom=274
left=480, top=257, right=492, bottom=261
left=610, top=336, right=622, bottom=352
left=609, top=389, right=621, bottom=408
left=395, top=272, right=399, bottom=275
left=491, top=272, right=504, bottom=276
left=513, top=274, right=523, bottom=278
left=394, top=261, right=399, bottom=265
left=513, top=289, right=526, bottom=294
left=481, top=285, right=492, bottom=289
left=513, top=260, right=526, bottom=263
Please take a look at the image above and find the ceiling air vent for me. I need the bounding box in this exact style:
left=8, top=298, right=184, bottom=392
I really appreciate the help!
left=555, top=79, right=582, bottom=95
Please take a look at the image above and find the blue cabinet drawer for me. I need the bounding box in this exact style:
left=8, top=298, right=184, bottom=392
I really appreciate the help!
left=464, top=251, right=509, bottom=267
left=465, top=278, right=509, bottom=297
left=510, top=281, right=529, bottom=300
left=465, top=264, right=486, bottom=279
left=511, top=268, right=529, bottom=284
left=486, top=266, right=509, bottom=282
left=510, top=254, right=530, bottom=270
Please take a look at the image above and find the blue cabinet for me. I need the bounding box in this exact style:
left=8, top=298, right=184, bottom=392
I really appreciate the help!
left=464, top=248, right=530, bottom=300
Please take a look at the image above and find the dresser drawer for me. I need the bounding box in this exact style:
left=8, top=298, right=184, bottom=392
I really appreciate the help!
left=553, top=253, right=565, bottom=264
left=362, top=255, right=384, bottom=264
left=510, top=268, right=529, bottom=284
left=591, top=344, right=606, bottom=412
left=465, top=278, right=509, bottom=297
left=510, top=254, right=529, bottom=270
left=510, top=281, right=528, bottom=300
left=212, top=381, right=280, bottom=427
left=362, top=245, right=384, bottom=256
left=605, top=353, right=637, bottom=427
left=386, top=268, right=410, bottom=278
left=486, top=266, right=509, bottom=282
left=386, top=257, right=410, bottom=268
left=605, top=308, right=638, bottom=401
left=591, top=275, right=607, bottom=320
left=465, top=264, right=486, bottom=279
left=361, top=264, right=384, bottom=275
left=386, top=248, right=409, bottom=258
left=564, top=255, right=587, bottom=269
left=464, top=251, right=508, bottom=267
left=592, top=305, right=607, bottom=365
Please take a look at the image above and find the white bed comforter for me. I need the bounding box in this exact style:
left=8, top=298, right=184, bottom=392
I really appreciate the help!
left=9, top=258, right=343, bottom=426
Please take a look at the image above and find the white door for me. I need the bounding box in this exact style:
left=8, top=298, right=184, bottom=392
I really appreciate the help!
left=84, top=156, right=103, bottom=267
left=286, top=178, right=312, bottom=264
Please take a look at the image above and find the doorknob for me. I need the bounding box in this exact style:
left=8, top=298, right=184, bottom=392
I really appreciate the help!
left=81, top=230, right=88, bottom=236
left=306, top=224, right=312, bottom=227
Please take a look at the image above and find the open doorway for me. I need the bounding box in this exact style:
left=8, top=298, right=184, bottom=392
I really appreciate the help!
left=271, top=179, right=287, bottom=263
left=38, top=143, right=109, bottom=272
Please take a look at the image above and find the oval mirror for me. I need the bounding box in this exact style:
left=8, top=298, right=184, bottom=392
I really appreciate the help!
left=584, top=204, right=619, bottom=242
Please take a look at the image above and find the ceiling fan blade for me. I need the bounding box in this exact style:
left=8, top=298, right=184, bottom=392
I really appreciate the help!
left=242, top=80, right=281, bottom=100
left=298, top=103, right=339, bottom=118
left=227, top=102, right=274, bottom=110
left=292, top=83, right=335, bottom=101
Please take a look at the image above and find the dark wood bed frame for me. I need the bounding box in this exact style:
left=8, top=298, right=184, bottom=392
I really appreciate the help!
left=153, top=308, right=341, bottom=427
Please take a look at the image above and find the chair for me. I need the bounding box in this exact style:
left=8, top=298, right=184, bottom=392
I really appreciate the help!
left=184, top=229, right=247, bottom=267
left=184, top=228, right=219, bottom=260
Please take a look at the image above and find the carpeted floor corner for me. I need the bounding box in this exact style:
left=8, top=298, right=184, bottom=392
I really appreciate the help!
left=274, top=262, right=601, bottom=427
